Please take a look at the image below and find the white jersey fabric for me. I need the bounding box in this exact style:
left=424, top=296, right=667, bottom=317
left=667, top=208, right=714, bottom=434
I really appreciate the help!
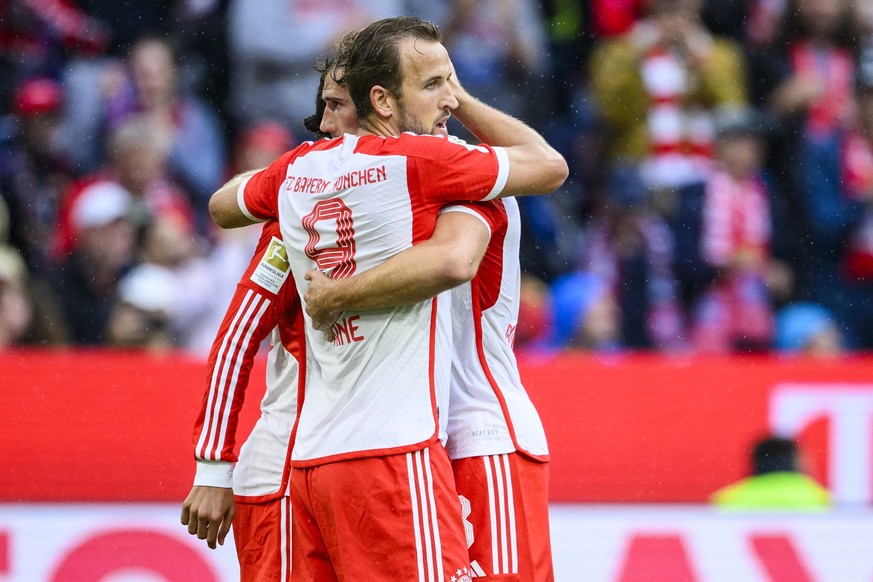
left=233, top=327, right=300, bottom=497
left=239, top=132, right=509, bottom=465
left=192, top=221, right=304, bottom=499
left=443, top=198, right=549, bottom=460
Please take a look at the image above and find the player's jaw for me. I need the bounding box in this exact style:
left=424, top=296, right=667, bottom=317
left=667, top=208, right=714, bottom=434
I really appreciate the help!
left=398, top=103, right=452, bottom=137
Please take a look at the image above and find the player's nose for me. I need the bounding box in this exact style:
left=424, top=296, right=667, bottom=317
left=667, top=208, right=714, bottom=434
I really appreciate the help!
left=443, top=86, right=459, bottom=111
left=320, top=116, right=338, bottom=137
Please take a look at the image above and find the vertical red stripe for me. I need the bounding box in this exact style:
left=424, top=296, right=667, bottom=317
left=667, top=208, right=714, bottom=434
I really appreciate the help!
left=428, top=297, right=440, bottom=428
left=199, top=292, right=257, bottom=459
left=490, top=455, right=504, bottom=573
left=0, top=531, right=8, bottom=573
left=207, top=295, right=264, bottom=458
left=751, top=535, right=814, bottom=582
left=284, top=497, right=292, bottom=580
left=425, top=453, right=440, bottom=582
left=617, top=535, right=697, bottom=582
left=471, top=283, right=526, bottom=457
left=413, top=453, right=429, bottom=580
left=211, top=296, right=262, bottom=456
left=501, top=455, right=514, bottom=572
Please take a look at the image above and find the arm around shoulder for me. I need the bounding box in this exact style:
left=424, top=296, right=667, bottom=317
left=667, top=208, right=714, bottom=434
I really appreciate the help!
left=304, top=210, right=491, bottom=330
left=449, top=79, right=568, bottom=197
left=208, top=170, right=262, bottom=229
left=500, top=143, right=569, bottom=198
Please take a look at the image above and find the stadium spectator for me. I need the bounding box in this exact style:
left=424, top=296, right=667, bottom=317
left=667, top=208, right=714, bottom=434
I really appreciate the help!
left=53, top=116, right=195, bottom=259
left=577, top=164, right=685, bottom=349
left=165, top=0, right=231, bottom=126
left=744, top=0, right=788, bottom=48
left=775, top=302, right=844, bottom=356
left=795, top=73, right=873, bottom=349
left=0, top=246, right=31, bottom=350
left=750, top=0, right=856, bottom=136
left=52, top=181, right=135, bottom=344
left=514, top=273, right=555, bottom=350
left=104, top=36, right=227, bottom=219
left=106, top=263, right=177, bottom=350
left=231, top=120, right=295, bottom=176
left=842, top=76, right=873, bottom=286
left=0, top=0, right=109, bottom=112
left=589, top=0, right=748, bottom=193
left=747, top=0, right=857, bottom=300
left=549, top=270, right=621, bottom=351
left=0, top=198, right=32, bottom=349
left=711, top=435, right=831, bottom=510
left=134, top=214, right=214, bottom=352
left=689, top=106, right=793, bottom=353
left=440, top=0, right=548, bottom=128
left=590, top=0, right=646, bottom=38
left=0, top=77, right=74, bottom=272
left=226, top=0, right=400, bottom=128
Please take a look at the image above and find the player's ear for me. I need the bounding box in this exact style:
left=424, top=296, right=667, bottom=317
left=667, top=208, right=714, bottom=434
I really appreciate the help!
left=370, top=85, right=394, bottom=119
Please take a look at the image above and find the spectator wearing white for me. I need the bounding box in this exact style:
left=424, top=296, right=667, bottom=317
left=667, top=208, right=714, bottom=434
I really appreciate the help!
left=107, top=263, right=178, bottom=350
left=53, top=182, right=136, bottom=345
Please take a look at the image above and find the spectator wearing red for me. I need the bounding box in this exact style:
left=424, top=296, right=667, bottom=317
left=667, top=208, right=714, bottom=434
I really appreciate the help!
left=691, top=106, right=793, bottom=352
left=53, top=116, right=195, bottom=260
left=0, top=77, right=74, bottom=274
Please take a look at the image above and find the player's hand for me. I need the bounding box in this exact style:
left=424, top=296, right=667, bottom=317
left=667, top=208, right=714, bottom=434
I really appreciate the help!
left=304, top=269, right=342, bottom=342
left=180, top=486, right=235, bottom=550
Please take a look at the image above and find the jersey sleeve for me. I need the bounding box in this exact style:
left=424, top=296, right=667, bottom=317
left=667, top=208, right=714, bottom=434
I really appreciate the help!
left=238, top=147, right=305, bottom=222
left=443, top=200, right=509, bottom=311
left=439, top=200, right=504, bottom=235
left=191, top=220, right=299, bottom=487
left=404, top=134, right=510, bottom=204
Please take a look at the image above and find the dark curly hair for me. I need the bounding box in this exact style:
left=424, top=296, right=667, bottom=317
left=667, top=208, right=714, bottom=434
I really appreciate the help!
left=302, top=30, right=360, bottom=138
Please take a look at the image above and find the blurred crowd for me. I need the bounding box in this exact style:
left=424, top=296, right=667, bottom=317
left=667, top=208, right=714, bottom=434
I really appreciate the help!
left=1, top=0, right=870, bottom=356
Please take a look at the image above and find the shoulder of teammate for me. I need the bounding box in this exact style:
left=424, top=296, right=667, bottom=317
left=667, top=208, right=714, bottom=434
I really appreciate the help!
left=358, top=132, right=510, bottom=204
left=439, top=199, right=507, bottom=237
left=240, top=138, right=337, bottom=220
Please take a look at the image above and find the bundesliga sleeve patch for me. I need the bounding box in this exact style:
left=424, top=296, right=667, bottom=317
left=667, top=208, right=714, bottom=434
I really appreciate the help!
left=250, top=236, right=290, bottom=294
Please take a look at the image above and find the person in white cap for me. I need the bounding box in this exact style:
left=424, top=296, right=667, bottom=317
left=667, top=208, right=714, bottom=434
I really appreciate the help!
left=53, top=181, right=136, bottom=344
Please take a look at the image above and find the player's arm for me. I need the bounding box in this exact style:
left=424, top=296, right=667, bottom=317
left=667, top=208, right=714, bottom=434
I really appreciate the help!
left=449, top=69, right=568, bottom=198
left=208, top=169, right=262, bottom=228
left=210, top=147, right=301, bottom=229
left=181, top=221, right=295, bottom=549
left=304, top=209, right=490, bottom=333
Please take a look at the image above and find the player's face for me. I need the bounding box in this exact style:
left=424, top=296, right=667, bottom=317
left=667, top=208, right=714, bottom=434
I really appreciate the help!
left=320, top=76, right=359, bottom=138
left=395, top=37, right=458, bottom=137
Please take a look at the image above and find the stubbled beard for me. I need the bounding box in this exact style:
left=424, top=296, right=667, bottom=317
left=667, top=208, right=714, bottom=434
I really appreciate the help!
left=397, top=101, right=430, bottom=135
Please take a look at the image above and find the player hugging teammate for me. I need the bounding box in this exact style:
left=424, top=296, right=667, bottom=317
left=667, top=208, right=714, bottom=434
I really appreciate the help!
left=182, top=16, right=567, bottom=582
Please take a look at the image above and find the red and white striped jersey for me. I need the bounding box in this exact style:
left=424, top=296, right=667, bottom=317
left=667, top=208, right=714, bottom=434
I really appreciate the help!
left=701, top=169, right=771, bottom=269
left=191, top=220, right=305, bottom=500
left=238, top=132, right=510, bottom=465
left=442, top=198, right=549, bottom=461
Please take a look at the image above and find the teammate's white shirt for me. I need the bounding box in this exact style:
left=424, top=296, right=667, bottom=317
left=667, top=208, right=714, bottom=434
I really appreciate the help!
left=233, top=326, right=301, bottom=498
left=239, top=132, right=509, bottom=465
left=443, top=198, right=549, bottom=460
left=193, top=221, right=305, bottom=500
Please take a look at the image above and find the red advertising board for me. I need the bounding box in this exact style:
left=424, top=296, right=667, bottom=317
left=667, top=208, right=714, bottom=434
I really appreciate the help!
left=518, top=353, right=873, bottom=504
left=2, top=351, right=872, bottom=504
